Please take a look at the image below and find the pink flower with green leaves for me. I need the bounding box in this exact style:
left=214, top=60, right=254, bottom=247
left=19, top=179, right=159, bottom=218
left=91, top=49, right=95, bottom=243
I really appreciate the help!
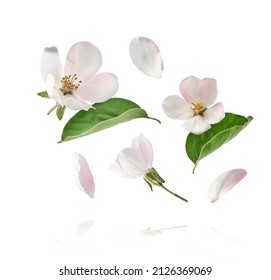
left=208, top=168, right=247, bottom=202
left=162, top=76, right=225, bottom=135
left=40, top=41, right=119, bottom=111
left=111, top=134, right=188, bottom=202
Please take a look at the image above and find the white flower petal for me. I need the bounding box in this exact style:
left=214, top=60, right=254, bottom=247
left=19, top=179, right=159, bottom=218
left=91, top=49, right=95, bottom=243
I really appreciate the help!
left=179, top=76, right=201, bottom=103
left=162, top=95, right=194, bottom=120
left=182, top=115, right=211, bottom=134
left=113, top=148, right=149, bottom=178
left=132, top=134, right=153, bottom=167
left=73, top=153, right=95, bottom=198
left=199, top=78, right=218, bottom=106
left=204, top=102, right=225, bottom=124
left=46, top=74, right=63, bottom=105
left=75, top=72, right=119, bottom=103
left=110, top=160, right=136, bottom=178
left=129, top=37, right=163, bottom=78
left=62, top=94, right=92, bottom=111
left=64, top=41, right=102, bottom=81
left=40, top=46, right=62, bottom=83
left=208, top=169, right=247, bottom=202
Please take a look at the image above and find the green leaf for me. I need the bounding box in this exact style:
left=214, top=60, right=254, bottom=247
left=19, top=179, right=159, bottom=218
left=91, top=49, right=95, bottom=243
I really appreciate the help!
left=37, top=91, right=49, bottom=98
left=56, top=105, right=66, bottom=120
left=60, top=98, right=160, bottom=143
left=185, top=113, right=253, bottom=173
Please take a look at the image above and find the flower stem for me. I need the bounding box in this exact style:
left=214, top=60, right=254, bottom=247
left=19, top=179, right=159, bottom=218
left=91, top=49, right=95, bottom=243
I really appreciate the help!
left=161, top=184, right=188, bottom=203
left=47, top=104, right=58, bottom=115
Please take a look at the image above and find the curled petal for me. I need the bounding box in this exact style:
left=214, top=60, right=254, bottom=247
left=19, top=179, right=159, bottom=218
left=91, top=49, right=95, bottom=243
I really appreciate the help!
left=75, top=72, right=119, bottom=103
left=179, top=76, right=201, bottom=104
left=129, top=37, right=164, bottom=78
left=73, top=153, right=95, bottom=198
left=182, top=115, right=211, bottom=135
left=132, top=134, right=153, bottom=167
left=204, top=102, right=225, bottom=124
left=199, top=78, right=218, bottom=106
left=162, top=95, right=194, bottom=120
left=64, top=41, right=102, bottom=81
left=41, top=46, right=62, bottom=83
left=208, top=169, right=247, bottom=202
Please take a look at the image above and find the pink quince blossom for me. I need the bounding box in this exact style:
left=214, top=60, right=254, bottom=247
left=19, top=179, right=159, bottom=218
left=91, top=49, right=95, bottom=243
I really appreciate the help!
left=162, top=76, right=225, bottom=134
left=111, top=134, right=153, bottom=178
left=40, top=41, right=119, bottom=111
left=208, top=168, right=247, bottom=202
left=111, top=134, right=188, bottom=202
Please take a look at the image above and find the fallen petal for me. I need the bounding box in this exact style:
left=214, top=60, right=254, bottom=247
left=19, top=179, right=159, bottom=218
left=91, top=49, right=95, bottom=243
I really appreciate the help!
left=208, top=169, right=247, bottom=202
left=73, top=153, right=95, bottom=198
left=129, top=37, right=163, bottom=78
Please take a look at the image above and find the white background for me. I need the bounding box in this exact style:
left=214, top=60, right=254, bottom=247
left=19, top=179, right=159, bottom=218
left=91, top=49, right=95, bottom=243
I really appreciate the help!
left=1, top=0, right=270, bottom=279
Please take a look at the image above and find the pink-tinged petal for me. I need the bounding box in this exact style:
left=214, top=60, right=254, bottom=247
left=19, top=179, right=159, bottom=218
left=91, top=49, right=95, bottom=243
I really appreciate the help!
left=46, top=74, right=63, bottom=105
left=114, top=148, right=149, bottom=178
left=162, top=95, right=194, bottom=120
left=64, top=41, right=102, bottom=81
left=129, top=37, right=164, bottom=78
left=76, top=220, right=93, bottom=236
left=110, top=160, right=136, bottom=178
left=199, top=78, right=218, bottom=106
left=179, top=76, right=201, bottom=103
left=208, top=169, right=247, bottom=202
left=75, top=73, right=119, bottom=103
left=73, top=153, right=95, bottom=198
left=40, top=46, right=62, bottom=83
left=132, top=134, right=153, bottom=167
left=204, top=102, right=225, bottom=124
left=62, top=94, right=92, bottom=111
left=182, top=115, right=211, bottom=134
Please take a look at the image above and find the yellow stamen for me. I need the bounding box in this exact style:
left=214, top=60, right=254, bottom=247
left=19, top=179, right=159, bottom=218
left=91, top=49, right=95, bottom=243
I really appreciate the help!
left=192, top=102, right=205, bottom=115
left=61, top=74, right=82, bottom=95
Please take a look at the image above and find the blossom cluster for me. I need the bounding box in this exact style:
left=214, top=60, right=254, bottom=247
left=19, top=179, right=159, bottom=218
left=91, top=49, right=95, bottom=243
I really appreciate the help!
left=38, top=37, right=249, bottom=205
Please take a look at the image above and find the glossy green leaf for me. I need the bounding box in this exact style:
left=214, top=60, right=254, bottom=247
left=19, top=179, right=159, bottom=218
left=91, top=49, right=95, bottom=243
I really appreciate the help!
left=60, top=98, right=160, bottom=143
left=185, top=113, right=253, bottom=173
left=56, top=105, right=66, bottom=120
left=37, top=91, right=49, bottom=98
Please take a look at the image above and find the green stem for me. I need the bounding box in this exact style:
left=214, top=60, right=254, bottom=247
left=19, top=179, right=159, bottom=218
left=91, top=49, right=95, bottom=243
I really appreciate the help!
left=147, top=116, right=161, bottom=124
left=161, top=184, right=188, bottom=203
left=47, top=104, right=58, bottom=115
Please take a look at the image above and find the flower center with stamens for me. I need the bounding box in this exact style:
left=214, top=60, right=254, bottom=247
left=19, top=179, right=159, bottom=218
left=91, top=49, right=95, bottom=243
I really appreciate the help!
left=61, top=74, right=82, bottom=95
left=192, top=102, right=206, bottom=115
